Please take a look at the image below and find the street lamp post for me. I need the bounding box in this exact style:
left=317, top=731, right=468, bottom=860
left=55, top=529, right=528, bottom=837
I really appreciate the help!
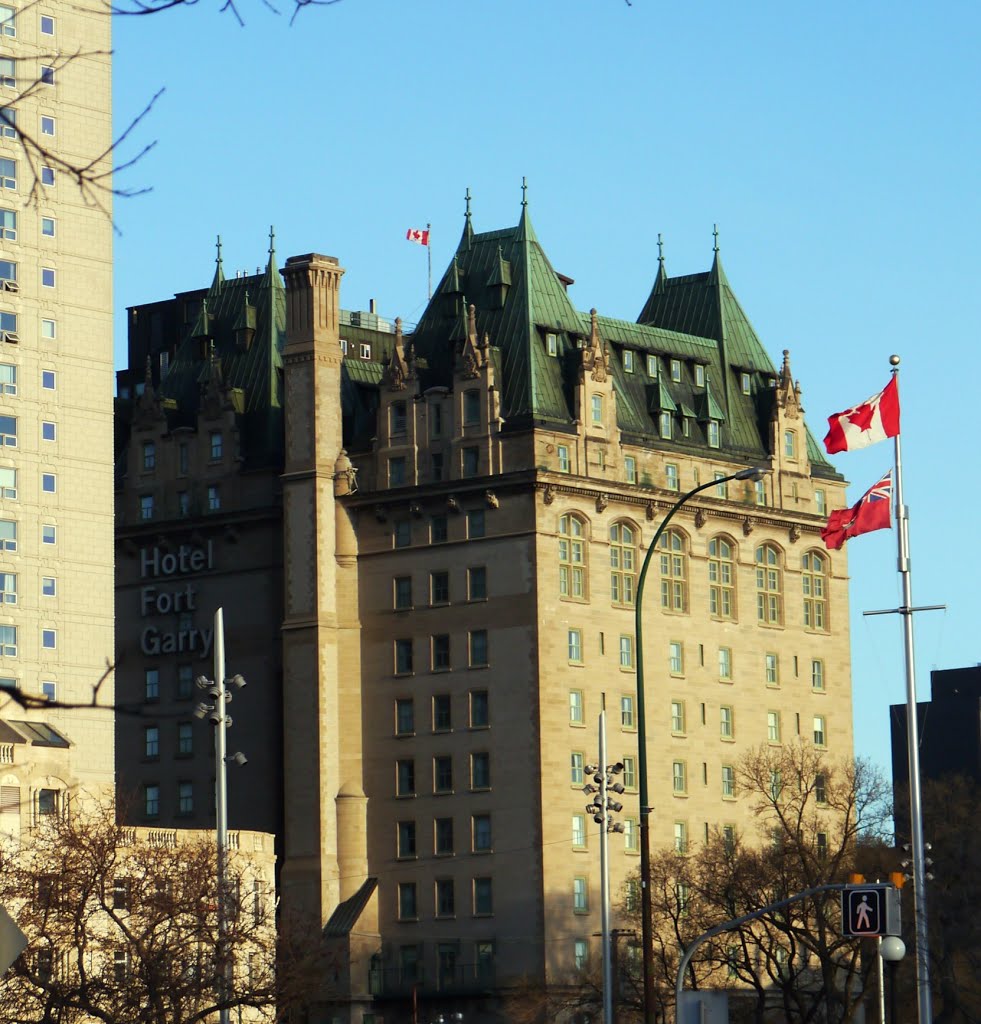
left=194, top=608, right=248, bottom=1024
left=634, top=466, right=766, bottom=1023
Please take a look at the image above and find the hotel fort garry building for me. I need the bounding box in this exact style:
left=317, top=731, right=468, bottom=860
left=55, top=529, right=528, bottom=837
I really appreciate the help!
left=114, top=197, right=854, bottom=1020
left=0, top=0, right=116, bottom=835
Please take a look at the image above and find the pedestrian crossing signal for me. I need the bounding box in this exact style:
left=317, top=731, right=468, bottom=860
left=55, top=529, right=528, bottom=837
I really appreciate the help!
left=841, top=885, right=897, bottom=937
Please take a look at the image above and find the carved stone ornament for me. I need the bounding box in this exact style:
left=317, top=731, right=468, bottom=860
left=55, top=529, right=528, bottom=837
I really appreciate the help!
left=484, top=490, right=499, bottom=509
left=543, top=485, right=556, bottom=505
left=694, top=508, right=707, bottom=529
left=789, top=523, right=802, bottom=543
left=596, top=493, right=609, bottom=513
left=446, top=495, right=461, bottom=513
left=374, top=505, right=387, bottom=523
left=333, top=448, right=359, bottom=496
left=742, top=516, right=755, bottom=537
left=646, top=501, right=655, bottom=521
left=409, top=502, right=423, bottom=518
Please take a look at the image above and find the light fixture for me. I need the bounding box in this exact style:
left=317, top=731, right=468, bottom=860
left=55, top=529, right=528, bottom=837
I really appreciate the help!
left=582, top=784, right=598, bottom=795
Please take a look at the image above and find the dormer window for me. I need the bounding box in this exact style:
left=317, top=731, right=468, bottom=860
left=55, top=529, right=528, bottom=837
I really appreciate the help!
left=623, top=350, right=634, bottom=373
left=659, top=412, right=672, bottom=439
left=694, top=365, right=705, bottom=387
left=741, top=372, right=752, bottom=395
left=647, top=355, right=658, bottom=378
left=546, top=333, right=558, bottom=357
left=784, top=430, right=796, bottom=459
left=707, top=421, right=721, bottom=448
left=591, top=395, right=603, bottom=425
left=360, top=342, right=371, bottom=359
left=340, top=338, right=348, bottom=354
left=670, top=360, right=682, bottom=382
left=681, top=418, right=690, bottom=438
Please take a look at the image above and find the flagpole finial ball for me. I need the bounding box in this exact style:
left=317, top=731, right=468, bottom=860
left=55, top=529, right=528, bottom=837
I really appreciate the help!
left=889, top=354, right=901, bottom=366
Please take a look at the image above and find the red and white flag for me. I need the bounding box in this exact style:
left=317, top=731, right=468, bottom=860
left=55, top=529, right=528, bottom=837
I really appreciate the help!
left=406, top=227, right=430, bottom=247
left=823, top=376, right=900, bottom=454
left=820, top=470, right=893, bottom=550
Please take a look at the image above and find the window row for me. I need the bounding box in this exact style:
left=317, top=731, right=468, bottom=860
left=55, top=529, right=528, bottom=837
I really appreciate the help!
left=139, top=483, right=221, bottom=520
left=393, top=566, right=487, bottom=609
left=395, top=752, right=491, bottom=796
left=0, top=205, right=57, bottom=239
left=141, top=780, right=198, bottom=818
left=396, top=813, right=493, bottom=858
left=0, top=675, right=56, bottom=700
left=141, top=432, right=225, bottom=474
left=387, top=941, right=497, bottom=987
left=389, top=445, right=485, bottom=485
left=398, top=876, right=493, bottom=920
left=667, top=701, right=829, bottom=747
left=562, top=517, right=831, bottom=630
left=143, top=664, right=197, bottom=702
left=569, top=689, right=636, bottom=729
left=0, top=623, right=57, bottom=655
left=0, top=570, right=56, bottom=601
left=395, top=690, right=489, bottom=735
left=672, top=756, right=828, bottom=800
left=0, top=518, right=57, bottom=548
left=0, top=7, right=57, bottom=37
left=572, top=812, right=640, bottom=854
left=0, top=255, right=59, bottom=288
left=387, top=389, right=483, bottom=440
left=393, top=630, right=488, bottom=675
left=0, top=465, right=58, bottom=497
left=142, top=721, right=195, bottom=759
left=392, top=508, right=486, bottom=548
left=0, top=316, right=57, bottom=346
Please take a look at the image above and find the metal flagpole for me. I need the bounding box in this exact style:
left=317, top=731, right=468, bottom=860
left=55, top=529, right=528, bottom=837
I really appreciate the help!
left=427, top=222, right=432, bottom=300
left=888, top=355, right=933, bottom=1024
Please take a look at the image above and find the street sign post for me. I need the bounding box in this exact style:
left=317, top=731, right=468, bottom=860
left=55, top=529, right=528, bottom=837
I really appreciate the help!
left=841, top=884, right=901, bottom=938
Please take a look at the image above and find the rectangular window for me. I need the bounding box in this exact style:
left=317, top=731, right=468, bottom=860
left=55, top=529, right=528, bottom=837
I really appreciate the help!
left=665, top=463, right=679, bottom=491
left=755, top=478, right=766, bottom=506
left=41, top=318, right=55, bottom=340
left=575, top=938, right=589, bottom=970
left=141, top=442, right=156, bottom=470
left=669, top=641, right=683, bottom=675
left=0, top=7, right=13, bottom=37
left=40, top=14, right=54, bottom=34
left=435, top=878, right=455, bottom=917
left=670, top=700, right=685, bottom=735
left=0, top=208, right=15, bottom=240
left=674, top=821, right=688, bottom=854
left=397, top=820, right=416, bottom=858
left=619, top=634, right=634, bottom=670
left=432, top=694, right=451, bottom=730
left=815, top=489, right=827, bottom=515
left=570, top=751, right=584, bottom=786
left=431, top=634, right=450, bottom=671
left=569, top=689, right=584, bottom=724
left=463, top=390, right=480, bottom=425
left=41, top=577, right=56, bottom=597
left=177, top=722, right=193, bottom=755
left=473, top=877, right=493, bottom=916
left=568, top=628, right=583, bottom=664
left=144, top=784, right=159, bottom=818
left=394, top=576, right=412, bottom=610
left=207, top=485, right=220, bottom=511
left=620, top=694, right=635, bottom=729
left=144, top=726, right=159, bottom=758
left=395, top=698, right=414, bottom=736
left=591, top=394, right=603, bottom=424
left=390, top=401, right=407, bottom=434
left=622, top=757, right=636, bottom=790
left=672, top=760, right=687, bottom=794
left=394, top=520, right=411, bottom=547
left=472, top=813, right=492, bottom=852
left=695, top=364, right=706, bottom=387
left=140, top=495, right=154, bottom=520
left=718, top=646, right=732, bottom=680
left=177, top=665, right=193, bottom=699
left=0, top=110, right=14, bottom=139
left=470, top=690, right=489, bottom=728
left=467, top=565, right=487, bottom=600
left=0, top=467, right=15, bottom=500
left=767, top=711, right=781, bottom=743
left=394, top=639, right=413, bottom=675
left=741, top=372, right=752, bottom=395
left=557, top=444, right=570, bottom=473
left=813, top=715, right=826, bottom=747
left=546, top=332, right=558, bottom=356
left=40, top=65, right=54, bottom=86
left=811, top=659, right=825, bottom=691
left=41, top=628, right=55, bottom=649
left=41, top=267, right=55, bottom=289
left=722, top=765, right=735, bottom=798
left=467, top=509, right=485, bottom=538
left=430, top=571, right=449, bottom=605
left=41, top=472, right=56, bottom=494
left=41, top=680, right=55, bottom=701
left=0, top=57, right=13, bottom=89
left=0, top=415, right=16, bottom=446
left=434, top=817, right=453, bottom=855
left=765, top=653, right=779, bottom=686
left=0, top=519, right=14, bottom=551
left=359, top=342, right=371, bottom=359
left=623, top=817, right=639, bottom=852
left=144, top=668, right=159, bottom=701
left=209, top=431, right=223, bottom=459
left=720, top=705, right=734, bottom=739
left=471, top=752, right=491, bottom=790
left=41, top=165, right=54, bottom=186
left=572, top=813, right=586, bottom=849
left=426, top=515, right=446, bottom=544
left=0, top=363, right=14, bottom=394
left=388, top=456, right=406, bottom=486
left=462, top=446, right=479, bottom=477
left=434, top=755, right=453, bottom=793
left=670, top=359, right=682, bottom=382
left=431, top=452, right=444, bottom=480
left=624, top=455, right=637, bottom=483
left=469, top=629, right=488, bottom=667
left=398, top=882, right=417, bottom=920
left=707, top=421, right=720, bottom=447
left=41, top=421, right=55, bottom=442
left=573, top=876, right=588, bottom=912
left=396, top=759, right=415, bottom=797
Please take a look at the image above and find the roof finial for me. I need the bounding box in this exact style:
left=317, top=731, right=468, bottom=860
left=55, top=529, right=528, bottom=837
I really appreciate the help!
left=657, top=232, right=664, bottom=266
left=216, top=234, right=223, bottom=268
left=521, top=176, right=528, bottom=208
left=712, top=223, right=719, bottom=254
left=268, top=225, right=276, bottom=258
left=465, top=187, right=472, bottom=223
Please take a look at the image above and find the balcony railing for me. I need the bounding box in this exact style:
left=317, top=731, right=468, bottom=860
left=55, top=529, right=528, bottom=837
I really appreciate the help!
left=370, top=962, right=496, bottom=998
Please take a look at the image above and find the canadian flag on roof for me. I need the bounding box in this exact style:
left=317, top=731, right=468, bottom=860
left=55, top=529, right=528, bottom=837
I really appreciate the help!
left=406, top=227, right=430, bottom=247
left=820, top=470, right=893, bottom=550
left=823, top=376, right=900, bottom=454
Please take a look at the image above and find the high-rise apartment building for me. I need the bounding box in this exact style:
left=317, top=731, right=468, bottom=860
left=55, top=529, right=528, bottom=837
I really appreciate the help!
left=114, top=199, right=854, bottom=1022
left=0, top=0, right=115, bottom=835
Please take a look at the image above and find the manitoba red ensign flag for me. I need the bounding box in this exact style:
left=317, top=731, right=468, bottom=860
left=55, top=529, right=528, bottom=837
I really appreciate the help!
left=406, top=227, right=430, bottom=246
left=820, top=470, right=893, bottom=550
left=823, top=376, right=900, bottom=454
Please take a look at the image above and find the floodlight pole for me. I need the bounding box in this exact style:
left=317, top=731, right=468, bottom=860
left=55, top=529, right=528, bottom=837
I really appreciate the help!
left=214, top=608, right=230, bottom=1024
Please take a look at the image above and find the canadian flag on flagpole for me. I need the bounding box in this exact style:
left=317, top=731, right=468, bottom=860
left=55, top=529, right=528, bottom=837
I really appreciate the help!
left=820, top=470, right=893, bottom=550
left=823, top=376, right=900, bottom=454
left=406, top=227, right=430, bottom=247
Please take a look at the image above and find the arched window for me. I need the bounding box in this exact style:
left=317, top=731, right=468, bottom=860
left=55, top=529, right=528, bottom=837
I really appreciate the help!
left=559, top=515, right=587, bottom=600
left=659, top=529, right=688, bottom=613
left=755, top=543, right=783, bottom=625
left=802, top=550, right=828, bottom=631
left=609, top=522, right=636, bottom=606
left=708, top=536, right=736, bottom=619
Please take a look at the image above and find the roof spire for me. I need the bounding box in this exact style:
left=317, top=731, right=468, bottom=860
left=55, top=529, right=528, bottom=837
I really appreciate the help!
left=460, top=187, right=474, bottom=251
left=521, top=175, right=528, bottom=208
left=657, top=232, right=664, bottom=266
left=712, top=223, right=720, bottom=254
left=209, top=234, right=225, bottom=294
left=268, top=225, right=276, bottom=261
left=264, top=225, right=281, bottom=290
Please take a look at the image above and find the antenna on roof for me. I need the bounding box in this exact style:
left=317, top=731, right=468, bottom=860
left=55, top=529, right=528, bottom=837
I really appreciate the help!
left=712, top=223, right=720, bottom=254
left=657, top=232, right=664, bottom=266
left=521, top=175, right=528, bottom=208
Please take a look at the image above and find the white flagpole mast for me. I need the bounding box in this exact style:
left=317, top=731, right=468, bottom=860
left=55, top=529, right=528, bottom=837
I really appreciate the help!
left=427, top=222, right=432, bottom=301
left=889, top=354, right=933, bottom=1024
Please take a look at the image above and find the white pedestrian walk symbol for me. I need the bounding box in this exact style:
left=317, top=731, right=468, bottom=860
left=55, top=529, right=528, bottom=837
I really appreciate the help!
left=856, top=895, right=872, bottom=931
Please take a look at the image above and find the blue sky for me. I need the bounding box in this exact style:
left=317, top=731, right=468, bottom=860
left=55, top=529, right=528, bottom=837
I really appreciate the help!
left=113, top=0, right=980, bottom=781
